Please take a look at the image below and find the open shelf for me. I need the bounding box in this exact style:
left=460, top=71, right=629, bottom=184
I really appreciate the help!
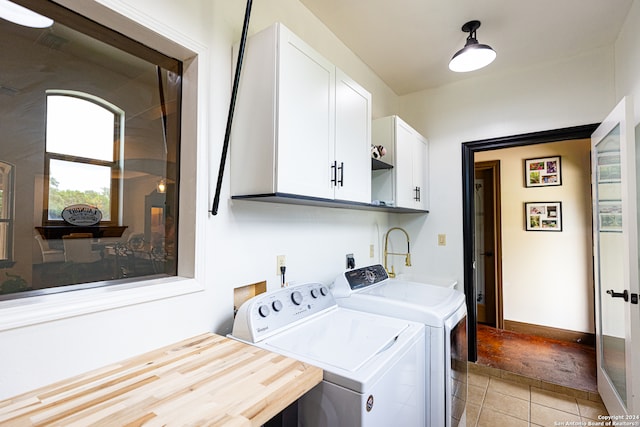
left=231, top=193, right=428, bottom=214
left=372, top=158, right=393, bottom=170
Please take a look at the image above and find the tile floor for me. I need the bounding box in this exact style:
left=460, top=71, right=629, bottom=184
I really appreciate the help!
left=467, top=363, right=608, bottom=427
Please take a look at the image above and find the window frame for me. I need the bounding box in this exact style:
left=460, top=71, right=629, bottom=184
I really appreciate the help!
left=0, top=161, right=15, bottom=268
left=0, top=0, right=205, bottom=331
left=42, top=91, right=124, bottom=226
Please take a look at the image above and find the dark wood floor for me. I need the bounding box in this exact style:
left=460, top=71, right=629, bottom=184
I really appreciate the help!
left=476, top=324, right=597, bottom=392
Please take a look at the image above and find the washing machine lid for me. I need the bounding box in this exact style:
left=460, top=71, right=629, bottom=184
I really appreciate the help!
left=262, top=307, right=410, bottom=372
left=338, top=280, right=465, bottom=327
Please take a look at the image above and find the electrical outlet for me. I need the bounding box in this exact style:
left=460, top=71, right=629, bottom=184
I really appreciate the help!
left=438, top=234, right=447, bottom=246
left=346, top=253, right=355, bottom=269
left=369, top=244, right=374, bottom=258
left=276, top=255, right=286, bottom=275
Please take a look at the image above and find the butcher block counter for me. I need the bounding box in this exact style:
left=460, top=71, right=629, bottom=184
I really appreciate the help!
left=0, top=333, right=323, bottom=426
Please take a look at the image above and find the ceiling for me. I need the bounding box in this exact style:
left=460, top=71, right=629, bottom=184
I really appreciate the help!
left=299, top=0, right=634, bottom=95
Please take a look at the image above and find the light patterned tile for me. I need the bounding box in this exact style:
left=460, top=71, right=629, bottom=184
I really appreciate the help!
left=468, top=384, right=487, bottom=406
left=531, top=387, right=579, bottom=415
left=487, top=377, right=530, bottom=401
left=469, top=363, right=502, bottom=379
left=466, top=402, right=481, bottom=427
left=477, top=407, right=528, bottom=427
left=501, top=370, right=543, bottom=388
left=539, top=381, right=590, bottom=399
left=577, top=397, right=608, bottom=420
left=469, top=371, right=490, bottom=389
left=482, top=389, right=529, bottom=421
left=531, top=402, right=582, bottom=426
left=588, top=391, right=604, bottom=403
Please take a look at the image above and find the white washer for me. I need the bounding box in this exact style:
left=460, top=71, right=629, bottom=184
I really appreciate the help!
left=230, top=282, right=426, bottom=427
left=331, top=265, right=468, bottom=427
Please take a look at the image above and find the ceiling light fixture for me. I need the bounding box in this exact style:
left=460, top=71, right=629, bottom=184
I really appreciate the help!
left=449, top=20, right=496, bottom=73
left=0, top=0, right=53, bottom=28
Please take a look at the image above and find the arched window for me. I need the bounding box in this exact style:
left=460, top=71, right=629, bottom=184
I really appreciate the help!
left=44, top=92, right=123, bottom=224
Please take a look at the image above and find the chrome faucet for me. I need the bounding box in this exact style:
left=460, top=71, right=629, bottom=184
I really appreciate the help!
left=383, top=227, right=411, bottom=278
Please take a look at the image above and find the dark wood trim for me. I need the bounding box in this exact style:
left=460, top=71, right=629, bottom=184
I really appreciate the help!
left=504, top=320, right=596, bottom=347
left=462, top=123, right=599, bottom=362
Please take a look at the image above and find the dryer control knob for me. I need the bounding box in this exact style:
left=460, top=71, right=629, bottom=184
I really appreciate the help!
left=291, top=291, right=303, bottom=305
left=258, top=304, right=270, bottom=318
left=272, top=300, right=283, bottom=312
left=311, top=289, right=319, bottom=298
left=320, top=286, right=328, bottom=296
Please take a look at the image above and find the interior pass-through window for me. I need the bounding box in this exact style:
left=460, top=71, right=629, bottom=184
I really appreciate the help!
left=0, top=1, right=181, bottom=299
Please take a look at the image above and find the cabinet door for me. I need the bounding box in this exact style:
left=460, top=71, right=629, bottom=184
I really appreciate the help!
left=413, top=134, right=428, bottom=210
left=276, top=27, right=335, bottom=199
left=334, top=69, right=371, bottom=203
left=395, top=118, right=428, bottom=210
left=395, top=119, right=417, bottom=208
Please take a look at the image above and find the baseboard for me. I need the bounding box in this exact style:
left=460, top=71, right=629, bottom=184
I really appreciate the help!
left=503, top=320, right=595, bottom=347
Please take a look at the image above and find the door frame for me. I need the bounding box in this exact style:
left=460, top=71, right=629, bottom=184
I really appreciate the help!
left=462, top=123, right=599, bottom=361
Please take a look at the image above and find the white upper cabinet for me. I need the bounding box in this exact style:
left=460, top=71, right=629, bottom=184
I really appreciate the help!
left=372, top=115, right=429, bottom=211
left=231, top=23, right=371, bottom=204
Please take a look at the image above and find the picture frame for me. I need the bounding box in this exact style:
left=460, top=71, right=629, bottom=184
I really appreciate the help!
left=524, top=156, right=562, bottom=187
left=525, top=202, right=562, bottom=231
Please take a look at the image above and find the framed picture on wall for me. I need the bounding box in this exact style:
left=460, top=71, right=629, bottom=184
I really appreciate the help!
left=524, top=156, right=562, bottom=187
left=525, top=201, right=562, bottom=231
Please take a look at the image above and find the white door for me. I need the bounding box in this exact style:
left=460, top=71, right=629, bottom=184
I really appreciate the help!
left=591, top=96, right=640, bottom=415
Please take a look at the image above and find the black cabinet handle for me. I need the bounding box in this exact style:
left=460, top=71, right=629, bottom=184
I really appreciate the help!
left=414, top=186, right=421, bottom=201
left=338, top=162, right=344, bottom=186
left=330, top=161, right=337, bottom=186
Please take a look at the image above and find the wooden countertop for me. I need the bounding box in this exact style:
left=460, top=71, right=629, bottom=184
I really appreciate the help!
left=0, top=333, right=323, bottom=426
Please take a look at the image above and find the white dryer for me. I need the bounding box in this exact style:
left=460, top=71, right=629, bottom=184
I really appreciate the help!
left=331, top=264, right=467, bottom=427
left=230, top=282, right=426, bottom=427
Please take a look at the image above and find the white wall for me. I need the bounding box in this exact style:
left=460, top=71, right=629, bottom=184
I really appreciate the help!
left=396, top=47, right=617, bottom=289
left=475, top=140, right=593, bottom=333
left=0, top=0, right=397, bottom=399
left=615, top=0, right=640, bottom=123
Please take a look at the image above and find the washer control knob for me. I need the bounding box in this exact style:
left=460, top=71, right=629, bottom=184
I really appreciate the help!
left=272, top=300, right=283, bottom=312
left=311, top=289, right=319, bottom=298
left=320, top=286, right=329, bottom=296
left=291, top=291, right=303, bottom=305
left=258, top=304, right=270, bottom=318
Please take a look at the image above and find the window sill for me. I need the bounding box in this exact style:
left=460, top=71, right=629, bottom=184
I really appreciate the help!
left=36, top=226, right=128, bottom=239
left=0, top=276, right=204, bottom=332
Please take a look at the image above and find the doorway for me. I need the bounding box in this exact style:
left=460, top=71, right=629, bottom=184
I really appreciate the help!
left=462, top=124, right=598, bottom=361
left=474, top=161, right=503, bottom=328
